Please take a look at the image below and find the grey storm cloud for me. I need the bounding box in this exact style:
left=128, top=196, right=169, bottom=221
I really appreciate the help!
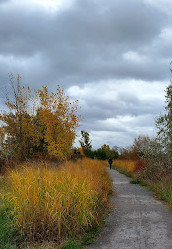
left=0, top=0, right=170, bottom=87
left=0, top=0, right=171, bottom=148
left=78, top=92, right=162, bottom=122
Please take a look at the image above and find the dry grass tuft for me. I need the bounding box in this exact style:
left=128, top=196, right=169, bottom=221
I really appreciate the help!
left=2, top=159, right=112, bottom=243
left=114, top=160, right=136, bottom=173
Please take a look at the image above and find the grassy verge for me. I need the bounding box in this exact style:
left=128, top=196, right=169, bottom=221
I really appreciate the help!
left=0, top=176, right=24, bottom=249
left=113, top=159, right=172, bottom=210
left=130, top=179, right=141, bottom=184
left=138, top=178, right=172, bottom=209
left=114, top=166, right=133, bottom=178
left=24, top=240, right=83, bottom=249
left=24, top=217, right=108, bottom=249
left=0, top=159, right=112, bottom=248
left=0, top=208, right=19, bottom=249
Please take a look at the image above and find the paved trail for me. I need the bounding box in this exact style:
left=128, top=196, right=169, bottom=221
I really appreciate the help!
left=87, top=169, right=172, bottom=249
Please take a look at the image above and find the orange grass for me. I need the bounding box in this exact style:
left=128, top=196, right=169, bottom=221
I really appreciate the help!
left=114, top=160, right=136, bottom=173
left=1, top=159, right=112, bottom=243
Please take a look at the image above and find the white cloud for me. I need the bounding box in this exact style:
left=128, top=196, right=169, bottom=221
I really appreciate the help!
left=0, top=53, right=50, bottom=74
left=159, top=27, right=172, bottom=45
left=89, top=130, right=137, bottom=148
left=123, top=51, right=148, bottom=64
left=68, top=78, right=167, bottom=103
left=144, top=0, right=172, bottom=14
left=69, top=78, right=167, bottom=148
left=2, top=0, right=73, bottom=13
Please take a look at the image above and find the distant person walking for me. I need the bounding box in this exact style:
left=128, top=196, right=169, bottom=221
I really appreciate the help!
left=108, top=158, right=113, bottom=170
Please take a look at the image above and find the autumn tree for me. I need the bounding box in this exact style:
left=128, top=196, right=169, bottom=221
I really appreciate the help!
left=0, top=74, right=34, bottom=160
left=0, top=74, right=80, bottom=160
left=35, top=86, right=80, bottom=159
left=79, top=130, right=92, bottom=157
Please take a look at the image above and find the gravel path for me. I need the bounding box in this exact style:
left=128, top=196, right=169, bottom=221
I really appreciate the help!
left=87, top=169, right=172, bottom=249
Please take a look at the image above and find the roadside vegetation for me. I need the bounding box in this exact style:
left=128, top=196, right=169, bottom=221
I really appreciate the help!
left=0, top=159, right=112, bottom=248
left=0, top=74, right=112, bottom=248
left=111, top=160, right=135, bottom=176
left=112, top=137, right=172, bottom=210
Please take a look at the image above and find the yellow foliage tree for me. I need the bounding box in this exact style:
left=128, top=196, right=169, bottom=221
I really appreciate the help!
left=35, top=86, right=80, bottom=159
left=0, top=74, right=80, bottom=160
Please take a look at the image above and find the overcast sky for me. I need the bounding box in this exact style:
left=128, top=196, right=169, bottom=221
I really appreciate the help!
left=0, top=0, right=172, bottom=148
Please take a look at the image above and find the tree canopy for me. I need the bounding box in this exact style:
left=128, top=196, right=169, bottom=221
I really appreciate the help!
left=0, top=74, right=80, bottom=160
left=156, top=77, right=172, bottom=157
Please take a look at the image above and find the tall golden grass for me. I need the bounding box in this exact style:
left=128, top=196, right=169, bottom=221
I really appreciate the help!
left=2, top=159, right=112, bottom=242
left=114, top=160, right=136, bottom=173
